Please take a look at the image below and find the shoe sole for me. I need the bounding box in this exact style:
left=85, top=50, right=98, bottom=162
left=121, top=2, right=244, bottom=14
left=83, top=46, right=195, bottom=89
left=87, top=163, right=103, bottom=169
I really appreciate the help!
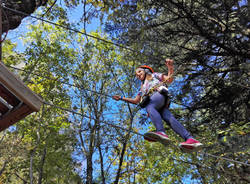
left=144, top=135, right=157, bottom=142
left=144, top=132, right=171, bottom=146
left=179, top=143, right=203, bottom=153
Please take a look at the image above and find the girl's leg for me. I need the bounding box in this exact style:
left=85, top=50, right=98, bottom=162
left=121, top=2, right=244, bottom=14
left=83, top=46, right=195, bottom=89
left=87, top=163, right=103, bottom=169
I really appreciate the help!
left=145, top=92, right=166, bottom=132
left=144, top=93, right=171, bottom=144
left=146, top=103, right=165, bottom=132
left=161, top=108, right=192, bottom=140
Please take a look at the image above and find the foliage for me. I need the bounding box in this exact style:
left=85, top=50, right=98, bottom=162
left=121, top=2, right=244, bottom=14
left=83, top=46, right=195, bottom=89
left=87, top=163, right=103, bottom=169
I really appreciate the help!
left=1, top=0, right=249, bottom=183
left=0, top=22, right=81, bottom=183
left=103, top=0, right=249, bottom=183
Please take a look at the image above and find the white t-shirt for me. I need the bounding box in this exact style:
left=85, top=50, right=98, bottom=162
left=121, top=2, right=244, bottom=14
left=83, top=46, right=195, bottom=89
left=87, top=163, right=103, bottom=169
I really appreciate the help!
left=138, top=72, right=165, bottom=96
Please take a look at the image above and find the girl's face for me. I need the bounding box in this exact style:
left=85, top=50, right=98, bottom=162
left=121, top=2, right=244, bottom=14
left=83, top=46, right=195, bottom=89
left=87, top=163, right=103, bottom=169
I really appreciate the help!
left=135, top=68, right=145, bottom=81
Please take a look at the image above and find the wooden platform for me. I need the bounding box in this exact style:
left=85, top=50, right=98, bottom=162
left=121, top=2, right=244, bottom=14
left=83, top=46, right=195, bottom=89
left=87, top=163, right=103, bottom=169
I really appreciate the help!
left=0, top=62, right=42, bottom=131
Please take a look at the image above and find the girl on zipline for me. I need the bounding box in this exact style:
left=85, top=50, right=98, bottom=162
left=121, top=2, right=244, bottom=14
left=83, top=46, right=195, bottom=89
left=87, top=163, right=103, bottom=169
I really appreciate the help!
left=112, top=59, right=202, bottom=151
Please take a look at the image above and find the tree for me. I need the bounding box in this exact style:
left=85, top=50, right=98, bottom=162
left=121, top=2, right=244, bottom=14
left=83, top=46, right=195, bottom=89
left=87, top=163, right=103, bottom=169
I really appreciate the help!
left=69, top=30, right=141, bottom=183
left=0, top=22, right=81, bottom=183
left=2, top=0, right=249, bottom=183
left=103, top=0, right=250, bottom=183
left=2, top=0, right=48, bottom=33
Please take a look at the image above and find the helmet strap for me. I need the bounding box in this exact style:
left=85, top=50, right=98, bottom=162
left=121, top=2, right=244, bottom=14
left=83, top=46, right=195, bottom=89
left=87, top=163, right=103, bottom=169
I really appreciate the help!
left=142, top=69, right=147, bottom=82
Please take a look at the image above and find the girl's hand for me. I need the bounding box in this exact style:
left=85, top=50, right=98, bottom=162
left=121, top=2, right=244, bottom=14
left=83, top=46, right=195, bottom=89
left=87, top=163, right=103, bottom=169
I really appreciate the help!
left=112, top=95, right=121, bottom=101
left=164, top=59, right=174, bottom=84
left=165, top=58, right=174, bottom=67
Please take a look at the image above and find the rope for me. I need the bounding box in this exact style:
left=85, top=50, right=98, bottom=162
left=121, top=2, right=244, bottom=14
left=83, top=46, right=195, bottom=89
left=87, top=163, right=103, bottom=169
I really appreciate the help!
left=6, top=65, right=189, bottom=108
left=224, top=79, right=250, bottom=90
left=43, top=100, right=250, bottom=167
left=42, top=101, right=144, bottom=137
left=7, top=65, right=113, bottom=98
left=2, top=5, right=161, bottom=61
left=202, top=152, right=250, bottom=167
left=4, top=67, right=249, bottom=167
left=3, top=6, right=249, bottom=90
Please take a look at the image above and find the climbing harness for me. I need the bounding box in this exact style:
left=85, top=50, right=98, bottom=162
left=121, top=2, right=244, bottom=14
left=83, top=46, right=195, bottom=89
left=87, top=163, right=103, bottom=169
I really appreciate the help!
left=137, top=65, right=172, bottom=108
left=139, top=82, right=170, bottom=108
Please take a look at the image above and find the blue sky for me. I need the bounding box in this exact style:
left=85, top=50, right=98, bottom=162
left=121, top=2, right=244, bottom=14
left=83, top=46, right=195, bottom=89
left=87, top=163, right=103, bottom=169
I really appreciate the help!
left=6, top=2, right=102, bottom=51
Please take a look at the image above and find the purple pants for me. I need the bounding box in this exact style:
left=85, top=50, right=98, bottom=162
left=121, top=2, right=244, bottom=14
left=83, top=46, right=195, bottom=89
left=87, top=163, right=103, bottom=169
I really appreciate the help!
left=146, top=92, right=192, bottom=140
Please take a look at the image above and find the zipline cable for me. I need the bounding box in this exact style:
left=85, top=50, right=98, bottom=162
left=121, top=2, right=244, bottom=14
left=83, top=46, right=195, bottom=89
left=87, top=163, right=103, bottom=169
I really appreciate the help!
left=202, top=152, right=250, bottom=166
left=2, top=5, right=159, bottom=60
left=7, top=65, right=190, bottom=108
left=42, top=100, right=250, bottom=167
left=3, top=6, right=250, bottom=90
left=8, top=64, right=250, bottom=115
left=223, top=79, right=250, bottom=90
left=42, top=101, right=144, bottom=137
left=4, top=65, right=250, bottom=167
left=7, top=65, right=113, bottom=98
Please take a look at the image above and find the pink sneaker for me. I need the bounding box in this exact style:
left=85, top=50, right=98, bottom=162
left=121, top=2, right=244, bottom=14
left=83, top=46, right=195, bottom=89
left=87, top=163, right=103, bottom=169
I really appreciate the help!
left=144, top=131, right=171, bottom=145
left=144, top=134, right=157, bottom=142
left=179, top=138, right=203, bottom=152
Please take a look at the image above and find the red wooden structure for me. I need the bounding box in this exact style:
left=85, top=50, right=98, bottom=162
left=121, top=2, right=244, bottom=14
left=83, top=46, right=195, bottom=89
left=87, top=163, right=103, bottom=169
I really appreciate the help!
left=0, top=62, right=42, bottom=131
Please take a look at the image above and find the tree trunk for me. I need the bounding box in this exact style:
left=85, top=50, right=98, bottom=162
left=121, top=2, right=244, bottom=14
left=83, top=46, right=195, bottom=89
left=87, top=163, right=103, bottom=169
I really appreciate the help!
left=114, top=118, right=134, bottom=184
left=86, top=153, right=93, bottom=184
left=2, top=0, right=48, bottom=33
left=38, top=147, right=47, bottom=184
left=97, top=131, right=105, bottom=184
left=0, top=131, right=6, bottom=144
left=113, top=135, right=129, bottom=184
left=14, top=172, right=28, bottom=184
left=29, top=149, right=34, bottom=184
left=0, top=160, right=7, bottom=176
left=86, top=127, right=95, bottom=184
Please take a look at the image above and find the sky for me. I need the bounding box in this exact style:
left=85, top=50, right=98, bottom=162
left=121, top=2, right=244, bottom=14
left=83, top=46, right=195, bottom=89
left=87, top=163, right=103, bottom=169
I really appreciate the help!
left=5, top=1, right=104, bottom=50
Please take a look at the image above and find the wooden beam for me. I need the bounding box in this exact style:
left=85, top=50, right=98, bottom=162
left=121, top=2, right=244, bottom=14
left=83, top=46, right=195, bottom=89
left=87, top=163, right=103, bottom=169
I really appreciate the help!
left=0, top=103, right=32, bottom=131
left=0, top=83, right=20, bottom=106
left=0, top=0, right=2, bottom=60
left=0, top=101, right=8, bottom=114
left=0, top=62, right=42, bottom=111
